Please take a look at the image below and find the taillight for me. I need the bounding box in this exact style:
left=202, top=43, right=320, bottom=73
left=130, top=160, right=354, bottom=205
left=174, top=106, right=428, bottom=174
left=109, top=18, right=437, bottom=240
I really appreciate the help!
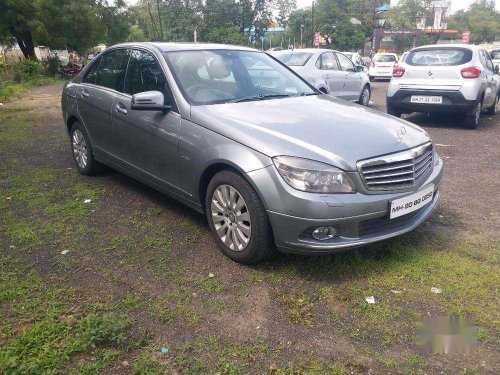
left=392, top=66, right=405, bottom=78
left=461, top=66, right=481, bottom=79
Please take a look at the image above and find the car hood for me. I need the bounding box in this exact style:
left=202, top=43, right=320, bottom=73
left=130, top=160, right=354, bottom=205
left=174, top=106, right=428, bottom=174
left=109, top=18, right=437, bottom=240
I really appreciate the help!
left=190, top=94, right=431, bottom=171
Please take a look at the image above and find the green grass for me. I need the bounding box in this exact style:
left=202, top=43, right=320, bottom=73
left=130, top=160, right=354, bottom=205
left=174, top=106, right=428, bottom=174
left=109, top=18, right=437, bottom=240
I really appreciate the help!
left=0, top=270, right=132, bottom=375
left=0, top=77, right=62, bottom=102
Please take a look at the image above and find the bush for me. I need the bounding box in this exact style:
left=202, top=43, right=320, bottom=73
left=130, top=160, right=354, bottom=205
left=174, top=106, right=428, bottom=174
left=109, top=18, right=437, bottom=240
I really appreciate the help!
left=13, top=60, right=46, bottom=82
left=45, top=55, right=62, bottom=76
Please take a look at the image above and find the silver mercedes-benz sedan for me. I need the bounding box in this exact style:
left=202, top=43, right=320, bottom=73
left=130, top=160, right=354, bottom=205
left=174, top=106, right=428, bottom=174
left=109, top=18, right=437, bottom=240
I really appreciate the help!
left=272, top=48, right=371, bottom=106
left=61, top=43, right=443, bottom=264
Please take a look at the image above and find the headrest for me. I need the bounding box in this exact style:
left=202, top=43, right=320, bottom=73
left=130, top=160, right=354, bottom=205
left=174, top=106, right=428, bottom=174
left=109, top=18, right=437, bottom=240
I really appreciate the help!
left=207, top=57, right=232, bottom=80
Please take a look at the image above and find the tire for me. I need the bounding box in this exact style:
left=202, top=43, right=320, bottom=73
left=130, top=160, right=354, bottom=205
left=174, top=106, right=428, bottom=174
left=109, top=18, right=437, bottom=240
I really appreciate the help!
left=70, top=122, right=103, bottom=175
left=206, top=170, right=276, bottom=264
left=463, top=100, right=482, bottom=129
left=486, top=93, right=498, bottom=115
left=319, top=87, right=328, bottom=94
left=369, top=75, right=374, bottom=82
left=358, top=84, right=371, bottom=106
left=387, top=104, right=401, bottom=118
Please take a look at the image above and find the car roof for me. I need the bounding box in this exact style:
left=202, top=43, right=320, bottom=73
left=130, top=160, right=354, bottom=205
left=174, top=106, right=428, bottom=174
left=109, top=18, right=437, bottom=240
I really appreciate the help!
left=110, top=42, right=258, bottom=53
left=274, top=48, right=339, bottom=54
left=411, top=44, right=480, bottom=51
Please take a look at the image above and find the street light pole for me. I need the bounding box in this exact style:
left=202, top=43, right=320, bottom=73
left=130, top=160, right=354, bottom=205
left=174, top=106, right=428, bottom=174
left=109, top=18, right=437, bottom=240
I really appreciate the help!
left=300, top=24, right=304, bottom=48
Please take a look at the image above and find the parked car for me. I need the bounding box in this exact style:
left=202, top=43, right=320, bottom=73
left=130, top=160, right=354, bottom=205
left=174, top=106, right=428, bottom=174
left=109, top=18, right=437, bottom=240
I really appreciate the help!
left=62, top=42, right=443, bottom=264
left=272, top=49, right=371, bottom=105
left=490, top=48, right=500, bottom=70
left=368, top=53, right=398, bottom=81
left=396, top=52, right=409, bottom=66
left=341, top=52, right=368, bottom=70
left=387, top=44, right=500, bottom=129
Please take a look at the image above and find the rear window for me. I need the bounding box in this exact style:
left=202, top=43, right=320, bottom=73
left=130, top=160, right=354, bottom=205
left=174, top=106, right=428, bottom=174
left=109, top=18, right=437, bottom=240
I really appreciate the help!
left=374, top=54, right=396, bottom=62
left=275, top=52, right=313, bottom=66
left=491, top=50, right=500, bottom=59
left=407, top=48, right=472, bottom=66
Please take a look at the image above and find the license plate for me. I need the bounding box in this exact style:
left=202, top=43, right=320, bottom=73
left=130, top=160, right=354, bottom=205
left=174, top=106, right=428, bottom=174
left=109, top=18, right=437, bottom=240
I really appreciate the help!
left=390, top=185, right=434, bottom=219
left=410, top=95, right=442, bottom=104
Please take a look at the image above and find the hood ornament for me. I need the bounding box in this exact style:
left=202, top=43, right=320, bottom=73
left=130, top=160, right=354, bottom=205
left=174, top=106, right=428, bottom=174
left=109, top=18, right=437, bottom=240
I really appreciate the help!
left=397, top=126, right=406, bottom=142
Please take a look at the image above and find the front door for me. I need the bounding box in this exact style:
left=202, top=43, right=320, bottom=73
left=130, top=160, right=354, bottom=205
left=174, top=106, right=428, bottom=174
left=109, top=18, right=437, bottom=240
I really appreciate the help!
left=481, top=49, right=496, bottom=107
left=112, top=48, right=182, bottom=189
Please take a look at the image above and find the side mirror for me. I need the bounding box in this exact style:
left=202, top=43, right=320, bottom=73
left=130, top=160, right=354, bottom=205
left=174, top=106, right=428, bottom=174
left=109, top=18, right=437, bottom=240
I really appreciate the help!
left=131, top=91, right=171, bottom=112
left=356, top=65, right=366, bottom=73
left=495, top=65, right=499, bottom=74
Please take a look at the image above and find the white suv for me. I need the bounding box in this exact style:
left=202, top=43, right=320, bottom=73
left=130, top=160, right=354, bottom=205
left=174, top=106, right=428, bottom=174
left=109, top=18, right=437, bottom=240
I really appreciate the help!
left=369, top=53, right=398, bottom=81
left=387, top=44, right=500, bottom=129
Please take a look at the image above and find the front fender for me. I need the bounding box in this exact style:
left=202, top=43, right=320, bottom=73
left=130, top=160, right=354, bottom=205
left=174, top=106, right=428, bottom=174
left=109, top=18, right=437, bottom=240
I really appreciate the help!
left=179, top=118, right=272, bottom=203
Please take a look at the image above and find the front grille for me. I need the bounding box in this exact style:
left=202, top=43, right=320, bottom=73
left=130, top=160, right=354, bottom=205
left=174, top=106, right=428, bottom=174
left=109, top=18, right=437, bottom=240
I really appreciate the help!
left=357, top=143, right=433, bottom=191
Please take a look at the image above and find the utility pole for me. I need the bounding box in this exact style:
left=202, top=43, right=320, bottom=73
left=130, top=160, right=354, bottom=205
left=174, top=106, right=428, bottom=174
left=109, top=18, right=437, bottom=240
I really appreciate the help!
left=194, top=29, right=197, bottom=43
left=300, top=24, right=304, bottom=48
left=311, top=1, right=315, bottom=48
left=156, top=0, right=164, bottom=41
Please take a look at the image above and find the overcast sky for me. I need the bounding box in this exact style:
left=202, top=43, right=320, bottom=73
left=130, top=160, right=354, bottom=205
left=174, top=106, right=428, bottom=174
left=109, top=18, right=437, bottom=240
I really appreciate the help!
left=294, top=0, right=500, bottom=12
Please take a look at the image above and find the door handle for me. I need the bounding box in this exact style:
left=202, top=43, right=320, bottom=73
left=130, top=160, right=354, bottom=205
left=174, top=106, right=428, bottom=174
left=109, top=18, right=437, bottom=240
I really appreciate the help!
left=115, top=103, right=128, bottom=115
left=81, top=90, right=90, bottom=98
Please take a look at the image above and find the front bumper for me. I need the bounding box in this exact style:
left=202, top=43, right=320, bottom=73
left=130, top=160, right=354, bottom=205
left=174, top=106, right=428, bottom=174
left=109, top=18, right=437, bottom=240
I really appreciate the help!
left=387, top=89, right=477, bottom=114
left=247, top=154, right=443, bottom=254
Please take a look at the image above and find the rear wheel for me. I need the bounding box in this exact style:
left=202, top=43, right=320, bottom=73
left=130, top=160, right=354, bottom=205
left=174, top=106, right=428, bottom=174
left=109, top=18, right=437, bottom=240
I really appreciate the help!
left=486, top=93, right=498, bottom=115
left=387, top=104, right=401, bottom=118
left=463, top=101, right=482, bottom=129
left=70, top=122, right=103, bottom=175
left=358, top=84, right=371, bottom=106
left=206, top=170, right=276, bottom=264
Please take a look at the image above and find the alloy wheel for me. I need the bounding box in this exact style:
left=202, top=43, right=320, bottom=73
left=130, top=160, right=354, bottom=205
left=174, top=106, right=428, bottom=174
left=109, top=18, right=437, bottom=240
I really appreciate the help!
left=361, top=87, right=370, bottom=106
left=72, top=129, right=88, bottom=169
left=211, top=184, right=251, bottom=251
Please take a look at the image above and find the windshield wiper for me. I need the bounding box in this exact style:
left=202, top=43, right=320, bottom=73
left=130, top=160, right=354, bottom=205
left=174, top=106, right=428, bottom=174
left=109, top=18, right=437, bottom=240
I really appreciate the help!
left=227, top=93, right=291, bottom=103
left=299, top=92, right=319, bottom=96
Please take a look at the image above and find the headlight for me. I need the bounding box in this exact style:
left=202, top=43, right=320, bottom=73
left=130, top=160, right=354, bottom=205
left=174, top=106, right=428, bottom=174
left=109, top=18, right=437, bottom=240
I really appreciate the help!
left=272, top=156, right=356, bottom=193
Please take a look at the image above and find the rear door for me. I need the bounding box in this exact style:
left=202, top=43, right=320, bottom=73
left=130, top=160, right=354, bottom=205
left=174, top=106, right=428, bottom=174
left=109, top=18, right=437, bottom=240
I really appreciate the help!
left=335, top=52, right=362, bottom=100
left=398, top=48, right=471, bottom=91
left=77, top=49, right=128, bottom=155
left=317, top=52, right=346, bottom=97
left=112, top=48, right=181, bottom=188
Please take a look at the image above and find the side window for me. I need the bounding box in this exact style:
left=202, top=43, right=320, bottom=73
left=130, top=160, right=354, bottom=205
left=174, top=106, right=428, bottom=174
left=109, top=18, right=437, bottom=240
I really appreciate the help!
left=82, top=57, right=101, bottom=84
left=479, top=50, right=488, bottom=69
left=124, top=50, right=167, bottom=95
left=483, top=50, right=494, bottom=71
left=319, top=53, right=339, bottom=70
left=95, top=49, right=128, bottom=91
left=336, top=53, right=355, bottom=72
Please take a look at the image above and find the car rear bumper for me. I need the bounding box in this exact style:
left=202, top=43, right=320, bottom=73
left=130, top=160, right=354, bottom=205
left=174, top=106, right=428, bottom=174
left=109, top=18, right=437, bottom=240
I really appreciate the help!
left=387, top=89, right=477, bottom=114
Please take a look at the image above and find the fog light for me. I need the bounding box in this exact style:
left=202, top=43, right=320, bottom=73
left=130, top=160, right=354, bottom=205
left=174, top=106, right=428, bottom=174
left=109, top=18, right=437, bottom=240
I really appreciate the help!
left=312, top=226, right=337, bottom=240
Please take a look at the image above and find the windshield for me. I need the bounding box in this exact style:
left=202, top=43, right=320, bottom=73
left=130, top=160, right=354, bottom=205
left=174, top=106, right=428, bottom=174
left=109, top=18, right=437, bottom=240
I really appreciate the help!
left=164, top=50, right=316, bottom=105
left=407, top=48, right=472, bottom=66
left=491, top=50, right=500, bottom=59
left=374, top=54, right=396, bottom=62
left=274, top=52, right=313, bottom=66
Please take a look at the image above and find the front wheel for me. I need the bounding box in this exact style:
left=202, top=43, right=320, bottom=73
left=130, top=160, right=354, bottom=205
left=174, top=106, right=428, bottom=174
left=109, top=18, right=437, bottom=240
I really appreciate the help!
left=358, top=85, right=371, bottom=106
left=206, top=170, right=276, bottom=264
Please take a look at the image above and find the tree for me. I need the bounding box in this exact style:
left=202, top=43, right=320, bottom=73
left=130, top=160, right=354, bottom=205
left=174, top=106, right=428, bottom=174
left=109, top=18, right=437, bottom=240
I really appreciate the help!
left=386, top=0, right=434, bottom=29
left=276, top=0, right=297, bottom=27
left=447, top=0, right=500, bottom=44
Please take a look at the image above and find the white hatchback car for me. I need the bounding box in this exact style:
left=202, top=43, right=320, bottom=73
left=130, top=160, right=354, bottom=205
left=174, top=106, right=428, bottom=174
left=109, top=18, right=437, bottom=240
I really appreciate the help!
left=387, top=44, right=500, bottom=129
left=273, top=49, right=371, bottom=105
left=368, top=53, right=398, bottom=81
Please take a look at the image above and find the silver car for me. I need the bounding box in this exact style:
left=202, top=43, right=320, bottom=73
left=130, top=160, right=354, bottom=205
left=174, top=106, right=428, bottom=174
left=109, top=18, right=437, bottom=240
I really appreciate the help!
left=272, top=49, right=371, bottom=106
left=387, top=44, right=500, bottom=128
left=62, top=43, right=443, bottom=264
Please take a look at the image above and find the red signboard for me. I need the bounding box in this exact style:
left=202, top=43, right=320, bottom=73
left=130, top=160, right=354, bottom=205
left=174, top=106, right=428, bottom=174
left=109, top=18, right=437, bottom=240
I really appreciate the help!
left=462, top=31, right=470, bottom=44
left=314, top=32, right=320, bottom=47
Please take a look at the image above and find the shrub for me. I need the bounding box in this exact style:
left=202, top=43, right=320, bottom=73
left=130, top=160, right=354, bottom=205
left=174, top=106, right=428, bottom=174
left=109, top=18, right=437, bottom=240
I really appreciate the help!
left=45, top=55, right=62, bottom=76
left=13, top=60, right=46, bottom=82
